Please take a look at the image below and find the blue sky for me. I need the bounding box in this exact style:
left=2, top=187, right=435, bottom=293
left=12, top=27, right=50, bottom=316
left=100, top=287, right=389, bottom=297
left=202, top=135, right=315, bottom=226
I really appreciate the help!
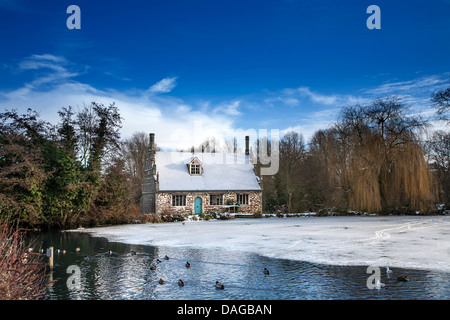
left=0, top=0, right=449, bottom=150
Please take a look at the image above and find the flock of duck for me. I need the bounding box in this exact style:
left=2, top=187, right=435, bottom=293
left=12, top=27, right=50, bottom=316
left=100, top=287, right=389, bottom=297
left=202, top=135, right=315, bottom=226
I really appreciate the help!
left=137, top=252, right=270, bottom=290
left=95, top=248, right=270, bottom=290
left=31, top=246, right=410, bottom=291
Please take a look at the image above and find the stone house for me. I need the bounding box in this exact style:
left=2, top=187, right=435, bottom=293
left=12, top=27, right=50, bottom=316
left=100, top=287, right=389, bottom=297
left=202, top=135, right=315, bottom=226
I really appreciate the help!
left=140, top=134, right=262, bottom=215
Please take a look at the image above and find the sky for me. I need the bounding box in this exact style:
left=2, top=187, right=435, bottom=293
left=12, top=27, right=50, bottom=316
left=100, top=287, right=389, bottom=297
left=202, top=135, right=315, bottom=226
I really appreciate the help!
left=0, top=0, right=449, bottom=150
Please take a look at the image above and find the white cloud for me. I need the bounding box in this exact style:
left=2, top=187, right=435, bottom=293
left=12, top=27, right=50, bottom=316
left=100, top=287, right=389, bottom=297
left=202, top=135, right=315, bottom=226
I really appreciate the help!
left=298, top=87, right=338, bottom=105
left=147, top=77, right=177, bottom=94
left=365, top=75, right=449, bottom=96
left=215, top=100, right=241, bottom=116
left=264, top=96, right=300, bottom=106
left=0, top=57, right=236, bottom=151
left=3, top=54, right=82, bottom=100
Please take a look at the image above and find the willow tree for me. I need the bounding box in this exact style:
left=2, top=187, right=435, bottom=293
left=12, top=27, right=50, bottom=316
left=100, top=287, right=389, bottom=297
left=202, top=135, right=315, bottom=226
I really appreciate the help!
left=339, top=97, right=435, bottom=212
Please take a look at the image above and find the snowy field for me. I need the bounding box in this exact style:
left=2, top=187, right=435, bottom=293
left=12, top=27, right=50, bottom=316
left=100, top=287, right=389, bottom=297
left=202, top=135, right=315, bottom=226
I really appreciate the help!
left=75, top=216, right=450, bottom=273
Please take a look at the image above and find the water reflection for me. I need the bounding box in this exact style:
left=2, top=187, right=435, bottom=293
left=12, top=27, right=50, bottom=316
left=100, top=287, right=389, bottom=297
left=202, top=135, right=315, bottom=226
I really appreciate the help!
left=31, top=231, right=450, bottom=300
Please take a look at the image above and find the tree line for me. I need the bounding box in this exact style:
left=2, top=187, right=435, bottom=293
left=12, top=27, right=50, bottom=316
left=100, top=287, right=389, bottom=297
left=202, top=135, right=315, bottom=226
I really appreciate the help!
left=259, top=92, right=449, bottom=214
left=0, top=102, right=137, bottom=228
left=1, top=89, right=449, bottom=228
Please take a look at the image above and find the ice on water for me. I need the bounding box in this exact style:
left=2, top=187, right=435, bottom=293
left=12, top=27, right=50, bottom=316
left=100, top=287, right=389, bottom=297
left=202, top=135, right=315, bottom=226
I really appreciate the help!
left=77, top=216, right=450, bottom=273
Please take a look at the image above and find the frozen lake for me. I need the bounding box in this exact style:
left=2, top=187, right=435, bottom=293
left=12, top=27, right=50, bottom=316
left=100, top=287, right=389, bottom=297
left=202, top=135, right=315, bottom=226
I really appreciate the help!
left=79, top=215, right=450, bottom=273
left=38, top=216, right=450, bottom=300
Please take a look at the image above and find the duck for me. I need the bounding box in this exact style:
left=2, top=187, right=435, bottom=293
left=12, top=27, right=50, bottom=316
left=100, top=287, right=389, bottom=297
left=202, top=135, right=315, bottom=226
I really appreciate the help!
left=386, top=267, right=393, bottom=274
left=215, top=281, right=224, bottom=289
left=107, top=250, right=113, bottom=255
left=178, top=279, right=185, bottom=286
left=164, top=255, right=170, bottom=260
left=156, top=258, right=162, bottom=263
left=397, top=276, right=409, bottom=282
left=158, top=278, right=165, bottom=284
left=264, top=268, right=270, bottom=275
left=185, top=261, right=191, bottom=268
left=130, top=250, right=137, bottom=256
left=150, top=264, right=157, bottom=270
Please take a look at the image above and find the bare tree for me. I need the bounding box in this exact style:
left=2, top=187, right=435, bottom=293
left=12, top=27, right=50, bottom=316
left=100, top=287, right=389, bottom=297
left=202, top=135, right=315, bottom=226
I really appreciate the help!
left=275, top=131, right=306, bottom=213
left=223, top=137, right=239, bottom=153
left=425, top=131, right=450, bottom=205
left=431, top=87, right=450, bottom=124
left=121, top=132, right=150, bottom=203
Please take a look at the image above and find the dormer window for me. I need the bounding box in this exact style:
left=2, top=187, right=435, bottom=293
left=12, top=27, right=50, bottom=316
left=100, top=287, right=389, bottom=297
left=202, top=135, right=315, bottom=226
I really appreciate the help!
left=190, top=163, right=201, bottom=175
left=188, top=157, right=203, bottom=175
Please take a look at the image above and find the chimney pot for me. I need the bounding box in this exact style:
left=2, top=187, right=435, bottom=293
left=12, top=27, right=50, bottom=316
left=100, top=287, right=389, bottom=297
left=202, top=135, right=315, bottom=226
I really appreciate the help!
left=149, top=133, right=155, bottom=151
left=245, top=136, right=250, bottom=156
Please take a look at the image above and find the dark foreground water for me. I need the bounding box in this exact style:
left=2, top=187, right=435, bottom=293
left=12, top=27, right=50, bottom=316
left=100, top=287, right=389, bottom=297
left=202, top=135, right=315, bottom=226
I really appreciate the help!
left=32, top=230, right=450, bottom=300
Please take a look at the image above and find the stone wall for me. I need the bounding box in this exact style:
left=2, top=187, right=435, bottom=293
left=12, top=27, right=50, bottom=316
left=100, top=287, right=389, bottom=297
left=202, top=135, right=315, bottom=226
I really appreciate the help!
left=140, top=170, right=157, bottom=214
left=156, top=191, right=262, bottom=215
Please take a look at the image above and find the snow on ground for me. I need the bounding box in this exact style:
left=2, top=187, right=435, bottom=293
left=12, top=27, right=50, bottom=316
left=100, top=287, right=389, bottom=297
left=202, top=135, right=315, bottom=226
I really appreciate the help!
left=73, top=216, right=450, bottom=273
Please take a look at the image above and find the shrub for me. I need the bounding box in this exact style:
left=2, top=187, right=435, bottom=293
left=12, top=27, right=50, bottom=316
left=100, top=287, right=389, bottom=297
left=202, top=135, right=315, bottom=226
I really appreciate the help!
left=0, top=222, right=53, bottom=300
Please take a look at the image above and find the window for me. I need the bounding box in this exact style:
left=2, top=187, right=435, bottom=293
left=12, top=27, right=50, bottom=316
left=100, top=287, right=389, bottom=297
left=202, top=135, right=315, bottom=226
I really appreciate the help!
left=172, top=195, right=186, bottom=206
left=210, top=194, right=223, bottom=205
left=190, top=164, right=201, bottom=175
left=236, top=194, right=249, bottom=205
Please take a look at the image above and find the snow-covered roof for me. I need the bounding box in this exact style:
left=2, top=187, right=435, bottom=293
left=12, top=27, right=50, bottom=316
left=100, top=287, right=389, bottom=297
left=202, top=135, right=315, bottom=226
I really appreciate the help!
left=156, top=152, right=261, bottom=192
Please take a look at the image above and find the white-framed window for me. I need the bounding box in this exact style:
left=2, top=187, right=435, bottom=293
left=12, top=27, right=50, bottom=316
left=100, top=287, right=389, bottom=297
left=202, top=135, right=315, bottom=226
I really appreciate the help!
left=172, top=195, right=186, bottom=206
left=190, top=163, right=201, bottom=175
left=236, top=194, right=249, bottom=205
left=210, top=194, right=223, bottom=205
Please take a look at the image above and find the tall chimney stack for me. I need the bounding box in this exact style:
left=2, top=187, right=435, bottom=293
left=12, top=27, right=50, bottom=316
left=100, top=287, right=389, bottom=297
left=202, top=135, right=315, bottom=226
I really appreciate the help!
left=245, top=136, right=249, bottom=156
left=141, top=132, right=157, bottom=214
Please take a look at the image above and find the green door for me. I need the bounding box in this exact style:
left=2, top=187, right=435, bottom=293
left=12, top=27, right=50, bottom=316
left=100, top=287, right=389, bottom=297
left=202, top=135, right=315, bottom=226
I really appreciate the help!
left=194, top=197, right=202, bottom=214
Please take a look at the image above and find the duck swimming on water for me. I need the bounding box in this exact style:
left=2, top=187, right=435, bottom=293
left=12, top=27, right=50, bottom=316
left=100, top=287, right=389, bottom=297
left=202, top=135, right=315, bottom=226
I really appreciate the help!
left=185, top=261, right=191, bottom=268
left=215, top=281, right=224, bottom=289
left=178, top=279, right=185, bottom=286
left=397, top=276, right=409, bottom=282
left=159, top=278, right=165, bottom=284
left=264, top=268, right=270, bottom=275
